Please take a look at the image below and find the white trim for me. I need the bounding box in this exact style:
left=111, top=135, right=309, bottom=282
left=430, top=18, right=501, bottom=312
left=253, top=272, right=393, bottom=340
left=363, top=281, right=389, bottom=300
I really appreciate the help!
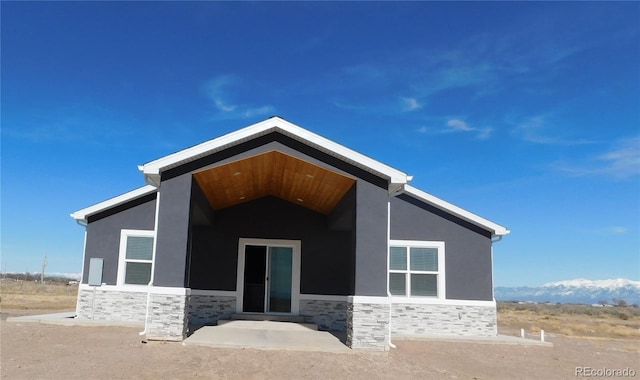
left=76, top=284, right=495, bottom=308
left=71, top=118, right=510, bottom=244
left=79, top=229, right=87, bottom=284
left=348, top=296, right=391, bottom=304
left=490, top=244, right=495, bottom=301
left=346, top=294, right=495, bottom=307
left=189, top=289, right=237, bottom=297
left=389, top=240, right=446, bottom=300
left=70, top=185, right=157, bottom=222
left=298, top=294, right=349, bottom=302
left=236, top=238, right=301, bottom=314
left=389, top=298, right=496, bottom=307
left=140, top=117, right=408, bottom=185
left=404, top=185, right=510, bottom=237
left=150, top=192, right=161, bottom=286
left=78, top=283, right=188, bottom=295
left=386, top=197, right=395, bottom=349
left=117, top=229, right=155, bottom=286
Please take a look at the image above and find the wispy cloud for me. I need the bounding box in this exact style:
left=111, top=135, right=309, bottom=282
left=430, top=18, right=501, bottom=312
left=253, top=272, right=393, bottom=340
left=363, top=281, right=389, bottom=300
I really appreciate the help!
left=444, top=119, right=492, bottom=140
left=597, top=137, right=640, bottom=178
left=203, top=75, right=274, bottom=119
left=405, top=28, right=590, bottom=101
left=552, top=137, right=640, bottom=179
left=511, top=116, right=555, bottom=144
left=318, top=26, right=591, bottom=121
left=595, top=226, right=629, bottom=236
left=1, top=104, right=135, bottom=145
left=446, top=119, right=474, bottom=132
left=242, top=106, right=275, bottom=118
left=510, top=115, right=595, bottom=145
left=415, top=118, right=492, bottom=140
left=214, top=99, right=236, bottom=112
left=205, top=75, right=238, bottom=112
left=402, top=97, right=422, bottom=112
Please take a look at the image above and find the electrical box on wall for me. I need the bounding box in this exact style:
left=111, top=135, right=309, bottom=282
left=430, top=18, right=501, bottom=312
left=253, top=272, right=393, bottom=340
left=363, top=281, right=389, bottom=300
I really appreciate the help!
left=88, top=258, right=103, bottom=286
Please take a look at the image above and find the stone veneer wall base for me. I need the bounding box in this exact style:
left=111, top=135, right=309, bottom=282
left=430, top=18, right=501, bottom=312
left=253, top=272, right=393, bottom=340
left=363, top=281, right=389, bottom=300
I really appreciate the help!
left=188, top=294, right=236, bottom=325
left=346, top=301, right=390, bottom=351
left=76, top=287, right=190, bottom=341
left=77, top=288, right=496, bottom=346
left=76, top=288, right=146, bottom=323
left=144, top=293, right=189, bottom=341
left=299, top=299, right=347, bottom=331
left=391, top=303, right=497, bottom=337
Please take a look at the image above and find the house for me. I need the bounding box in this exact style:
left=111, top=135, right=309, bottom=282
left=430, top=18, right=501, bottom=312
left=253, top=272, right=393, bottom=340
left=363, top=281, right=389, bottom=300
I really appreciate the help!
left=71, top=116, right=509, bottom=351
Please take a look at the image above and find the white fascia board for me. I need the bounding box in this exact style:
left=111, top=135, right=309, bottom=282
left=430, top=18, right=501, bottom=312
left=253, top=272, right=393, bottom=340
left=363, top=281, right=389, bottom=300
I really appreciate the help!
left=139, top=117, right=408, bottom=185
left=404, top=185, right=510, bottom=237
left=275, top=119, right=408, bottom=184
left=140, top=117, right=278, bottom=175
left=70, top=185, right=157, bottom=222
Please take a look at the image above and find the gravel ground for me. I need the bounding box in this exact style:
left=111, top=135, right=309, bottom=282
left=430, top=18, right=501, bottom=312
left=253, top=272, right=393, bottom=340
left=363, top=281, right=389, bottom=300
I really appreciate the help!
left=1, top=309, right=638, bottom=380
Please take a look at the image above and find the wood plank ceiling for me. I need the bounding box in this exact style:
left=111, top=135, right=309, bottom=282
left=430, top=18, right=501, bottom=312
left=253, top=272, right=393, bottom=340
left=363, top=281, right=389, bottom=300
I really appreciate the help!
left=193, top=151, right=356, bottom=215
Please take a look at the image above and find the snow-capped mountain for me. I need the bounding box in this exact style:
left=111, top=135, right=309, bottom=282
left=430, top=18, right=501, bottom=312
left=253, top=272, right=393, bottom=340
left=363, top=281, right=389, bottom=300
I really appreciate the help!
left=48, top=272, right=82, bottom=280
left=495, top=278, right=640, bottom=305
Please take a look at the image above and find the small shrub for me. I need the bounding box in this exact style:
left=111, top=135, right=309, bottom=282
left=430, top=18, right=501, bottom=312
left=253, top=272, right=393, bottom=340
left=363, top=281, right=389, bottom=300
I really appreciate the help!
left=616, top=312, right=630, bottom=321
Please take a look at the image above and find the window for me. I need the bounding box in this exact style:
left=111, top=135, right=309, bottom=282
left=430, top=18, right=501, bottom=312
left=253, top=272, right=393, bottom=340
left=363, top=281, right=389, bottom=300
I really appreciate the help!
left=389, top=241, right=445, bottom=298
left=118, top=230, right=154, bottom=285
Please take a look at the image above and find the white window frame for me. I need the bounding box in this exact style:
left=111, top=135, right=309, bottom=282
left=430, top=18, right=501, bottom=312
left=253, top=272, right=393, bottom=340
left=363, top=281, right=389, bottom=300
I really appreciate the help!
left=236, top=238, right=301, bottom=315
left=117, top=229, right=155, bottom=286
left=388, top=240, right=445, bottom=300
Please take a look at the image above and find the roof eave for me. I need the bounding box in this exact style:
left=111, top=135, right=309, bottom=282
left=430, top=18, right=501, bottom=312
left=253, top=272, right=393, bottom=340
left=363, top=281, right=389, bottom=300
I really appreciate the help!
left=70, top=185, right=158, bottom=223
left=138, top=117, right=408, bottom=186
left=404, top=185, right=510, bottom=238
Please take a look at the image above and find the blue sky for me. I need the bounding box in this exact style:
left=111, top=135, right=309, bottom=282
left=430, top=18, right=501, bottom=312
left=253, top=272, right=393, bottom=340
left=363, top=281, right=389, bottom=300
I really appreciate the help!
left=1, top=2, right=638, bottom=286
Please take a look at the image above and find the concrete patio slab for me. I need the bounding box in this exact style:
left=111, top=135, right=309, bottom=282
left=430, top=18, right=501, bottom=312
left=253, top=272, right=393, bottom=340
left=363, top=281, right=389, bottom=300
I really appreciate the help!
left=6, top=312, right=143, bottom=328
left=183, top=321, right=352, bottom=353
left=6, top=312, right=551, bottom=348
left=217, top=319, right=318, bottom=331
left=393, top=334, right=553, bottom=347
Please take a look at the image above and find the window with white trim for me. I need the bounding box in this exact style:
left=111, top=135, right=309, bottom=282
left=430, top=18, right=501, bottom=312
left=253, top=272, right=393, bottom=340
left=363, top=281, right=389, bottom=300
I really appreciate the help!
left=118, top=230, right=154, bottom=285
left=389, top=241, right=445, bottom=298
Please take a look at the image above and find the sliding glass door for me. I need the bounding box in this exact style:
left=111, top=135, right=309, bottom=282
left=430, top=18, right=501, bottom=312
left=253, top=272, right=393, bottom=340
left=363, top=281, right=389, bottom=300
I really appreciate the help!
left=267, top=247, right=292, bottom=313
left=242, top=244, right=293, bottom=313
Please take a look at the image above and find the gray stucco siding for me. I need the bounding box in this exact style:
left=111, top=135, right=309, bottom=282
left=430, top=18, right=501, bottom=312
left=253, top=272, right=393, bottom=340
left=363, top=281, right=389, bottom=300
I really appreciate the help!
left=176, top=139, right=388, bottom=296
left=165, top=134, right=390, bottom=296
left=188, top=226, right=237, bottom=291
left=328, top=184, right=356, bottom=231
left=153, top=174, right=192, bottom=287
left=390, top=195, right=493, bottom=301
left=188, top=195, right=355, bottom=295
left=354, top=182, right=389, bottom=297
left=189, top=176, right=215, bottom=226
left=82, top=195, right=157, bottom=284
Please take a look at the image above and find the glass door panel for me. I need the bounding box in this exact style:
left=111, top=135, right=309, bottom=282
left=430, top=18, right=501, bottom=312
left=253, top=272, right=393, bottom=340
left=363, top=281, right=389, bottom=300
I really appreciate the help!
left=242, top=245, right=267, bottom=312
left=267, top=247, right=293, bottom=313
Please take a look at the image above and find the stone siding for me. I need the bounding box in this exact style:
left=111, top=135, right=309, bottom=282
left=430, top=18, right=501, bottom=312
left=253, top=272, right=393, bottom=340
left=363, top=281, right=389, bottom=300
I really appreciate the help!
left=76, top=288, right=190, bottom=341
left=145, top=293, right=188, bottom=341
left=391, top=303, right=497, bottom=337
left=299, top=299, right=347, bottom=331
left=76, top=288, right=146, bottom=323
left=188, top=294, right=236, bottom=325
left=346, top=301, right=390, bottom=351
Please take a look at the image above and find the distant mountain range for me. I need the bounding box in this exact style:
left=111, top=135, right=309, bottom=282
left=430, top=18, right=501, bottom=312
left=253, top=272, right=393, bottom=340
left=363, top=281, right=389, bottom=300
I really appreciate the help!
left=495, top=278, right=640, bottom=305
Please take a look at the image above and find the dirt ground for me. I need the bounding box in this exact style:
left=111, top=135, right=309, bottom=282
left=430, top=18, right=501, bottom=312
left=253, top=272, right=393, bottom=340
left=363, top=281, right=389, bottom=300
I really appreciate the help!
left=1, top=309, right=638, bottom=380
